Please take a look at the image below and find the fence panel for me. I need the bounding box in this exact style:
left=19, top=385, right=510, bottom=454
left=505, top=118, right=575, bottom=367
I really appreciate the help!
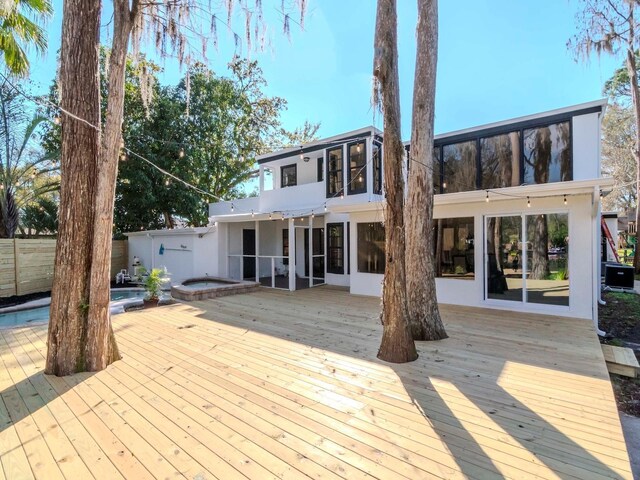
left=0, top=239, right=128, bottom=297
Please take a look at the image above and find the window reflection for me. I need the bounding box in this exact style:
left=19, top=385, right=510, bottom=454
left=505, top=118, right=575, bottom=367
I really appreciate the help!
left=433, top=217, right=474, bottom=279
left=327, top=147, right=343, bottom=197
left=486, top=216, right=523, bottom=302
left=433, top=147, right=441, bottom=193
left=443, top=141, right=477, bottom=193
left=480, top=132, right=520, bottom=189
left=348, top=141, right=366, bottom=194
left=525, top=213, right=569, bottom=306
left=357, top=223, right=385, bottom=274
left=523, top=122, right=571, bottom=185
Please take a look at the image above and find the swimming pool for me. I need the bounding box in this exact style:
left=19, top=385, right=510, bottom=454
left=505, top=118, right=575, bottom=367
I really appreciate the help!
left=0, top=289, right=156, bottom=329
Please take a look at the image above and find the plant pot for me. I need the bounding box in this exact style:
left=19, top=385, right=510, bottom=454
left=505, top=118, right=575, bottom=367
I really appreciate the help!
left=143, top=298, right=159, bottom=309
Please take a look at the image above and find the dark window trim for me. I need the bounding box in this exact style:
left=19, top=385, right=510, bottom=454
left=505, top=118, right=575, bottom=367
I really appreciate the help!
left=326, top=146, right=344, bottom=198
left=436, top=117, right=574, bottom=194
left=282, top=228, right=289, bottom=265
left=357, top=222, right=385, bottom=274
left=372, top=141, right=383, bottom=195
left=347, top=140, right=367, bottom=195
left=258, top=131, right=373, bottom=164
left=347, top=222, right=351, bottom=275
left=326, top=222, right=344, bottom=274
left=317, top=156, right=324, bottom=182
left=280, top=163, right=297, bottom=188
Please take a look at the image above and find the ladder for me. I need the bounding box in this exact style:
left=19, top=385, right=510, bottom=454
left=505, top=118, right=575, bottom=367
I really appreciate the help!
left=601, top=217, right=621, bottom=263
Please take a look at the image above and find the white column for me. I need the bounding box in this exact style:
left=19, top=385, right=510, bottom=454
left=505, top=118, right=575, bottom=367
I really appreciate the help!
left=309, top=215, right=314, bottom=288
left=288, top=218, right=296, bottom=291
left=255, top=220, right=260, bottom=283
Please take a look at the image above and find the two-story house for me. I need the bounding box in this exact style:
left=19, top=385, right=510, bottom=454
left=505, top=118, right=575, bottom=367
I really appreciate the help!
left=126, top=99, right=613, bottom=330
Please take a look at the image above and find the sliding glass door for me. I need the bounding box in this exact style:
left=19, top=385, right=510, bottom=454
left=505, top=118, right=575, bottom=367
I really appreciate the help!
left=485, top=213, right=569, bottom=307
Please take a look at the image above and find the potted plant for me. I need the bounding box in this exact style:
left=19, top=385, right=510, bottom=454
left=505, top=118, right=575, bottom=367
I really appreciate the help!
left=141, top=268, right=169, bottom=308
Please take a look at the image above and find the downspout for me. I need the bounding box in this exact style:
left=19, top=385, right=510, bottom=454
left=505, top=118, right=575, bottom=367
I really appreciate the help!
left=592, top=186, right=606, bottom=336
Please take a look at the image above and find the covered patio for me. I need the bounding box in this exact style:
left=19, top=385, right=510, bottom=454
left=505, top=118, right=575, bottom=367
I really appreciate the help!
left=0, top=287, right=633, bottom=479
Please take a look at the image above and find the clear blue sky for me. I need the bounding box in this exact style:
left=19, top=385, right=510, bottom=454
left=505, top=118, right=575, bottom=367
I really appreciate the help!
left=29, top=0, right=620, bottom=141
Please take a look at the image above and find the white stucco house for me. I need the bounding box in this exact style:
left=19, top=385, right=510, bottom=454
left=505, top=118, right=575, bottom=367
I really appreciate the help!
left=127, top=99, right=613, bottom=330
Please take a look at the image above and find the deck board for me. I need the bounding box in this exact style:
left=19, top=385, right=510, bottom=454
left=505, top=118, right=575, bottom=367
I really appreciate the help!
left=0, top=286, right=633, bottom=479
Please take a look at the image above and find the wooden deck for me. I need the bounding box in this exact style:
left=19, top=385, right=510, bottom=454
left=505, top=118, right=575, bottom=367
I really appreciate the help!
left=0, top=287, right=633, bottom=479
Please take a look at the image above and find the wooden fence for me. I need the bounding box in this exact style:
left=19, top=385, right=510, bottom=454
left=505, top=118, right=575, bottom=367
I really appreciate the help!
left=0, top=239, right=128, bottom=297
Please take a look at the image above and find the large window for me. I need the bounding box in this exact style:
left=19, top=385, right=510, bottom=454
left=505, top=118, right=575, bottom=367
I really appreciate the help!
left=357, top=223, right=385, bottom=274
left=326, top=147, right=343, bottom=197
left=433, top=217, right=474, bottom=279
left=327, top=223, right=344, bottom=274
left=442, top=140, right=477, bottom=193
left=480, top=132, right=520, bottom=189
left=523, top=121, right=571, bottom=185
left=347, top=141, right=367, bottom=194
left=317, top=157, right=324, bottom=182
left=281, top=164, right=297, bottom=188
left=373, top=141, right=382, bottom=195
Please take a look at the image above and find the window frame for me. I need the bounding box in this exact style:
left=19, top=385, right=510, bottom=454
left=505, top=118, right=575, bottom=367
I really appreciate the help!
left=347, top=140, right=367, bottom=195
left=372, top=140, right=383, bottom=195
left=282, top=228, right=289, bottom=265
left=357, top=222, right=386, bottom=274
left=432, top=112, right=580, bottom=194
left=326, top=223, right=344, bottom=274
left=433, top=216, right=475, bottom=280
left=317, top=156, right=324, bottom=182
left=326, top=146, right=344, bottom=198
left=280, top=163, right=297, bottom=188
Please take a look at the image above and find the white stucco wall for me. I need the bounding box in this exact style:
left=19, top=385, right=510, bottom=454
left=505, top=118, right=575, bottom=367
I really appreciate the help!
left=348, top=193, right=596, bottom=320
left=572, top=112, right=601, bottom=181
left=126, top=227, right=221, bottom=285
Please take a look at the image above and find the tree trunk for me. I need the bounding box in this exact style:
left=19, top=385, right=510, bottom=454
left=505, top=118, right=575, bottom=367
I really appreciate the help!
left=374, top=0, right=417, bottom=363
left=85, top=0, right=137, bottom=370
left=530, top=214, right=549, bottom=280
left=625, top=28, right=640, bottom=273
left=405, top=0, right=447, bottom=341
left=45, top=0, right=102, bottom=376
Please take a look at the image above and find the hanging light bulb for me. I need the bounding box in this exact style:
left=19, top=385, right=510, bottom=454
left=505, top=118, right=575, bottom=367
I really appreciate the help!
left=357, top=143, right=361, bottom=153
left=179, top=148, right=185, bottom=158
left=442, top=181, right=447, bottom=189
left=231, top=203, right=235, bottom=212
left=485, top=191, right=489, bottom=203
left=53, top=116, right=60, bottom=125
left=0, top=184, right=3, bottom=190
left=281, top=214, right=285, bottom=221
left=120, top=152, right=126, bottom=161
left=269, top=213, right=272, bottom=220
left=299, top=146, right=304, bottom=160
left=165, top=179, right=170, bottom=186
left=527, top=196, right=531, bottom=208
left=563, top=194, right=567, bottom=205
left=599, top=190, right=604, bottom=200
left=251, top=210, right=255, bottom=218
left=311, top=212, right=315, bottom=219
left=324, top=203, right=327, bottom=212
left=340, top=192, right=344, bottom=200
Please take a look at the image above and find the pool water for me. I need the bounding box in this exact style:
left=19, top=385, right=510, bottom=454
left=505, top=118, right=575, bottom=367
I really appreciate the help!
left=0, top=289, right=149, bottom=329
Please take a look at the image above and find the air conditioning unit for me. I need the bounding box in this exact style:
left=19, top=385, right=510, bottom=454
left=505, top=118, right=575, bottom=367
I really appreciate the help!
left=604, top=264, right=635, bottom=289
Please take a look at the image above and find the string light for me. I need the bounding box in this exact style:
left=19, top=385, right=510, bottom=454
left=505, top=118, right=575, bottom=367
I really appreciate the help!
left=251, top=209, right=255, bottom=218
left=120, top=152, right=127, bottom=161
left=485, top=191, right=489, bottom=203
left=563, top=194, right=567, bottom=205
left=165, top=179, right=170, bottom=186
left=442, top=181, right=447, bottom=189
left=53, top=116, right=60, bottom=125
left=340, top=192, right=344, bottom=200
left=299, top=146, right=304, bottom=160
left=179, top=148, right=185, bottom=158
left=527, top=196, right=531, bottom=208
left=269, top=213, right=272, bottom=220
left=231, top=203, right=234, bottom=213
left=311, top=211, right=315, bottom=219
left=324, top=203, right=327, bottom=212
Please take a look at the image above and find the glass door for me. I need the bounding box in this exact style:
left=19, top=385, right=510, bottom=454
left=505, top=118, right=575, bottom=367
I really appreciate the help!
left=485, top=216, right=524, bottom=302
left=485, top=213, right=569, bottom=307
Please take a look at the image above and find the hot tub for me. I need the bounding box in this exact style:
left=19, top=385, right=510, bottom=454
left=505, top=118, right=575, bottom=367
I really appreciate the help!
left=171, top=276, right=260, bottom=301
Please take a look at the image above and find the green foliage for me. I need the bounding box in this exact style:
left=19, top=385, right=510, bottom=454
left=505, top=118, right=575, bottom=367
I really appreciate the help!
left=0, top=0, right=52, bottom=76
left=0, top=80, right=59, bottom=238
left=41, top=50, right=309, bottom=235
left=141, top=268, right=169, bottom=301
left=22, top=196, right=57, bottom=235
left=603, top=52, right=640, bottom=101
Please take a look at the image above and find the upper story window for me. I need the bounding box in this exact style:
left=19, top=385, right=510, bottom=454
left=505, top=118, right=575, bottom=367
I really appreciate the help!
left=480, top=132, right=520, bottom=189
left=317, top=157, right=324, bottom=182
left=281, top=164, right=297, bottom=188
left=347, top=141, right=367, bottom=195
left=327, top=146, right=343, bottom=198
left=433, top=147, right=442, bottom=193
left=523, top=121, right=571, bottom=185
left=373, top=141, right=382, bottom=195
left=442, top=140, right=477, bottom=193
